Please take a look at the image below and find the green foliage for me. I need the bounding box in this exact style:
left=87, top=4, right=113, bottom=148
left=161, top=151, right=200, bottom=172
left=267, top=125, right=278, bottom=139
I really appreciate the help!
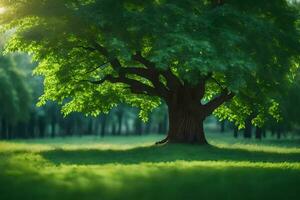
left=0, top=0, right=299, bottom=124
left=273, top=73, right=300, bottom=130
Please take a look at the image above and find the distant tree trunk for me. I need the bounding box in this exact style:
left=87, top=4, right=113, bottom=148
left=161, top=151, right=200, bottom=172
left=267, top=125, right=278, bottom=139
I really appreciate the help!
left=158, top=121, right=164, bottom=134
left=255, top=127, right=262, bottom=140
left=277, top=131, right=281, bottom=139
left=271, top=127, right=275, bottom=137
left=87, top=118, right=93, bottom=135
left=65, top=118, right=72, bottom=137
left=276, top=125, right=282, bottom=139
left=1, top=118, right=10, bottom=140
left=76, top=117, right=83, bottom=137
left=162, top=113, right=168, bottom=134
left=17, top=122, right=27, bottom=138
left=51, top=120, right=56, bottom=138
left=92, top=118, right=97, bottom=136
left=233, top=126, right=238, bottom=138
left=145, top=117, right=152, bottom=134
left=38, top=116, right=46, bottom=138
left=124, top=119, right=130, bottom=136
left=134, top=118, right=143, bottom=136
left=100, top=115, right=107, bottom=137
left=116, top=110, right=124, bottom=136
left=0, top=119, right=2, bottom=139
left=262, top=128, right=266, bottom=138
left=157, top=113, right=168, bottom=135
left=1, top=118, right=7, bottom=139
left=220, top=120, right=225, bottom=133
left=28, top=113, right=36, bottom=138
left=7, top=124, right=12, bottom=140
left=111, top=122, right=117, bottom=136
left=243, top=118, right=252, bottom=138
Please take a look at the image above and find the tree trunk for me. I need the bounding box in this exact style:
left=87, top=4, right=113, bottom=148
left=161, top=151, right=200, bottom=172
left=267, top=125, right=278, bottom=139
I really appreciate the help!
left=243, top=118, right=252, bottom=138
left=155, top=80, right=234, bottom=145
left=116, top=110, right=124, bottom=136
left=145, top=117, right=152, bottom=135
left=87, top=118, right=93, bottom=135
left=100, top=115, right=107, bottom=137
left=165, top=103, right=207, bottom=144
left=134, top=118, right=143, bottom=136
left=276, top=125, right=282, bottom=139
left=262, top=128, right=266, bottom=138
left=28, top=113, right=36, bottom=138
left=220, top=120, right=225, bottom=133
left=233, top=126, right=238, bottom=138
left=1, top=118, right=6, bottom=139
left=255, top=127, right=262, bottom=140
left=111, top=122, right=117, bottom=136
left=124, top=120, right=130, bottom=136
left=51, top=121, right=56, bottom=138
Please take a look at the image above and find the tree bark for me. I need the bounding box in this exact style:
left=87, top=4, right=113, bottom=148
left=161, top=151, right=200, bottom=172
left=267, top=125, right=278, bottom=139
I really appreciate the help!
left=158, top=87, right=208, bottom=144
left=167, top=105, right=207, bottom=144
left=156, top=80, right=235, bottom=145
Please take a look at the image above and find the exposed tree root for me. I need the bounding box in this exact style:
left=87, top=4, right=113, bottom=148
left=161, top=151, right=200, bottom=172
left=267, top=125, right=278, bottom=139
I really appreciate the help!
left=155, top=136, right=169, bottom=145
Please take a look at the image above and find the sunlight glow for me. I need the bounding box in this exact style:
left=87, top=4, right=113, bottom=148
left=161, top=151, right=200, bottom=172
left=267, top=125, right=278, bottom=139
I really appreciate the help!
left=0, top=7, right=6, bottom=15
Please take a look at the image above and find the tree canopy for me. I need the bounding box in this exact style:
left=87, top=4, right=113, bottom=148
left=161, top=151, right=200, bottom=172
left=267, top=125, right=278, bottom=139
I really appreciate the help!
left=0, top=0, right=299, bottom=131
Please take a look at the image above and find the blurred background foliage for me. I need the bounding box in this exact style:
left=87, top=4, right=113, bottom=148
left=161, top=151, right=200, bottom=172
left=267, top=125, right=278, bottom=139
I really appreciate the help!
left=0, top=49, right=170, bottom=139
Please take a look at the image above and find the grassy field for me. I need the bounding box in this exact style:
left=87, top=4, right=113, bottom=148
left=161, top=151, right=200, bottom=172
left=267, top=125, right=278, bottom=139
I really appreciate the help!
left=0, top=134, right=300, bottom=200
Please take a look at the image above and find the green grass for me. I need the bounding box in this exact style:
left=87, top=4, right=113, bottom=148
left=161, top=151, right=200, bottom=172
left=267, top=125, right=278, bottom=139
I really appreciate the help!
left=0, top=134, right=300, bottom=200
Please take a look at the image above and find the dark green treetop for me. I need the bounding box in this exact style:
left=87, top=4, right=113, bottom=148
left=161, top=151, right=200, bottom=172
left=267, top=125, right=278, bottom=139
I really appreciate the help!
left=0, top=0, right=299, bottom=127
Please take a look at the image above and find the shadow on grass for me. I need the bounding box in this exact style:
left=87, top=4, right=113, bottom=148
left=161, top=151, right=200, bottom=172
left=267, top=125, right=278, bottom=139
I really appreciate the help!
left=41, top=144, right=300, bottom=165
left=1, top=158, right=300, bottom=200
left=1, top=144, right=300, bottom=200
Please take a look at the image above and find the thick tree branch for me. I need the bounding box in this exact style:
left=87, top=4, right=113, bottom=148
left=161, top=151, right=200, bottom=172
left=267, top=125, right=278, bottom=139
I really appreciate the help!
left=76, top=43, right=122, bottom=69
left=210, top=77, right=227, bottom=91
left=132, top=51, right=182, bottom=91
left=87, top=75, right=164, bottom=97
left=193, top=79, right=206, bottom=101
left=204, top=90, right=235, bottom=116
left=120, top=67, right=170, bottom=97
left=205, top=72, right=226, bottom=91
left=75, top=45, right=97, bottom=52
left=84, top=62, right=110, bottom=74
left=214, top=0, right=225, bottom=6
left=76, top=44, right=169, bottom=98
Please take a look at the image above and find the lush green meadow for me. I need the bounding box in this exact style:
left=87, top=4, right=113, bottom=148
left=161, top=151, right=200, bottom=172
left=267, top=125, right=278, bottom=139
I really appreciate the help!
left=0, top=134, right=300, bottom=200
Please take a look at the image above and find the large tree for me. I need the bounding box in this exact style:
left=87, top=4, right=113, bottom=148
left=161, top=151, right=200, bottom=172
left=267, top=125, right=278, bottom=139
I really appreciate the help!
left=0, top=0, right=299, bottom=144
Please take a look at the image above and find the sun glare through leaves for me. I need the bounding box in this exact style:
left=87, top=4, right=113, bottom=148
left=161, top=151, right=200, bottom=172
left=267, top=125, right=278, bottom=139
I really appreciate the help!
left=0, top=7, right=5, bottom=14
